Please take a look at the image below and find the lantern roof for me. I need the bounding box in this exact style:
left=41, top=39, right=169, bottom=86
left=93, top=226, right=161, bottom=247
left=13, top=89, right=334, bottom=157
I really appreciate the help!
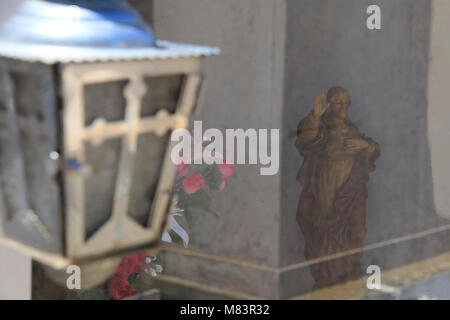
left=0, top=0, right=219, bottom=64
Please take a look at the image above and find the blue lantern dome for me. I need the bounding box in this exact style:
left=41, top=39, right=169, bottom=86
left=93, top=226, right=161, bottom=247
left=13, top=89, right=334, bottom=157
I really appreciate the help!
left=0, top=0, right=156, bottom=49
left=0, top=0, right=219, bottom=64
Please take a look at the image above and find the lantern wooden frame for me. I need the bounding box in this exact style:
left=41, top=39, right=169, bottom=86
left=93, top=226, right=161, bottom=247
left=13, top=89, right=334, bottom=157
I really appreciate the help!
left=63, top=58, right=202, bottom=261
left=0, top=57, right=203, bottom=268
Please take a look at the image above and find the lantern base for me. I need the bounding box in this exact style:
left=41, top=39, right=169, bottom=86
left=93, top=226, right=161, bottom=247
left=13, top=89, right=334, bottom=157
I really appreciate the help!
left=42, top=257, right=122, bottom=289
left=39, top=245, right=161, bottom=289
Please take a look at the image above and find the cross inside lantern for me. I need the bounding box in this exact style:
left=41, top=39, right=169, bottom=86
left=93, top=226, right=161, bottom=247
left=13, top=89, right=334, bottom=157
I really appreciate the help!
left=0, top=0, right=218, bottom=269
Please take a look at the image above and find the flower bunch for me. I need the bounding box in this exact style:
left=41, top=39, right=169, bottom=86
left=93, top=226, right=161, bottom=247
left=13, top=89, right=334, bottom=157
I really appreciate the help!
left=111, top=145, right=235, bottom=299
left=161, top=150, right=235, bottom=247
left=175, top=156, right=235, bottom=215
left=108, top=253, right=162, bottom=300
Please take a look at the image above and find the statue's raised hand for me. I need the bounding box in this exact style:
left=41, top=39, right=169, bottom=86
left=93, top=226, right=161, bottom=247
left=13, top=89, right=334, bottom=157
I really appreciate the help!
left=313, top=94, right=330, bottom=118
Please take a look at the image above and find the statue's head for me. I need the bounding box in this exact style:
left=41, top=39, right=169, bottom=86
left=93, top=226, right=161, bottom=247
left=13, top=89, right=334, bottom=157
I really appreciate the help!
left=326, top=86, right=351, bottom=116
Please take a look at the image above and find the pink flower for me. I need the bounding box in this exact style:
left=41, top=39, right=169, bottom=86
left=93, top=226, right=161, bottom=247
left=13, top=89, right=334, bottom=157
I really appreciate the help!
left=217, top=162, right=235, bottom=178
left=182, top=173, right=206, bottom=194
left=177, top=161, right=189, bottom=178
left=109, top=277, right=135, bottom=300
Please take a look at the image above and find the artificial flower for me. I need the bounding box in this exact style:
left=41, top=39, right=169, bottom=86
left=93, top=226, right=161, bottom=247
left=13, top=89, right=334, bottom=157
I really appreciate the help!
left=182, top=173, right=206, bottom=194
left=177, top=161, right=190, bottom=178
left=217, top=162, right=235, bottom=178
left=161, top=210, right=190, bottom=247
left=109, top=277, right=135, bottom=300
left=213, top=177, right=228, bottom=193
left=115, top=253, right=147, bottom=279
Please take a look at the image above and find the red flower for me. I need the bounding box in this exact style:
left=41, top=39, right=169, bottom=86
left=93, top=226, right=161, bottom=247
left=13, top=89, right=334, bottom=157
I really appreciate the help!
left=177, top=161, right=190, bottom=178
left=115, top=253, right=147, bottom=279
left=217, top=162, right=235, bottom=178
left=109, top=277, right=135, bottom=300
left=182, top=173, right=206, bottom=194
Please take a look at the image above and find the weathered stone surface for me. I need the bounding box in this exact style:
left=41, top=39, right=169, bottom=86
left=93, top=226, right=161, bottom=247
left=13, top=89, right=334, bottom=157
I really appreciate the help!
left=152, top=0, right=284, bottom=298
left=154, top=0, right=284, bottom=263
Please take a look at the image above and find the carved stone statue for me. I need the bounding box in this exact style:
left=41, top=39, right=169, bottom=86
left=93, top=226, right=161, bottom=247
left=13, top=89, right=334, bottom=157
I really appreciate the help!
left=295, top=87, right=380, bottom=289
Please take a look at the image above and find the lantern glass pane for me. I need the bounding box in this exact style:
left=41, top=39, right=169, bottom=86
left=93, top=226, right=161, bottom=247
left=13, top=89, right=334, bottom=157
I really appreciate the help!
left=126, top=74, right=184, bottom=228
left=84, top=80, right=128, bottom=126
left=77, top=74, right=184, bottom=243
left=83, top=80, right=129, bottom=239
left=140, top=75, right=184, bottom=117
left=0, top=66, right=61, bottom=253
left=12, top=71, right=61, bottom=240
left=128, top=132, right=170, bottom=227
left=84, top=138, right=121, bottom=239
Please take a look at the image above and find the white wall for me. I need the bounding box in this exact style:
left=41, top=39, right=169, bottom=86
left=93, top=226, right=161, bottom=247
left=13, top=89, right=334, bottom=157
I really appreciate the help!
left=0, top=245, right=31, bottom=299
left=428, top=0, right=450, bottom=220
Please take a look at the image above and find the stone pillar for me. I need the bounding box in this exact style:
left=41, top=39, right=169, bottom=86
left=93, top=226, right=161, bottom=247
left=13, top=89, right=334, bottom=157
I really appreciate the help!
left=153, top=0, right=286, bottom=299
left=150, top=0, right=450, bottom=299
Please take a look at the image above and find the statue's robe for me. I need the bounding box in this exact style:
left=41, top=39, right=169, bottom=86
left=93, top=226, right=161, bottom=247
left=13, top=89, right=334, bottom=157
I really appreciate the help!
left=295, top=112, right=380, bottom=288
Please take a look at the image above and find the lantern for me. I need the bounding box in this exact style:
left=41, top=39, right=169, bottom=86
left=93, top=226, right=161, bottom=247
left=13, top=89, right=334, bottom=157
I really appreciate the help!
left=0, top=0, right=218, bottom=285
